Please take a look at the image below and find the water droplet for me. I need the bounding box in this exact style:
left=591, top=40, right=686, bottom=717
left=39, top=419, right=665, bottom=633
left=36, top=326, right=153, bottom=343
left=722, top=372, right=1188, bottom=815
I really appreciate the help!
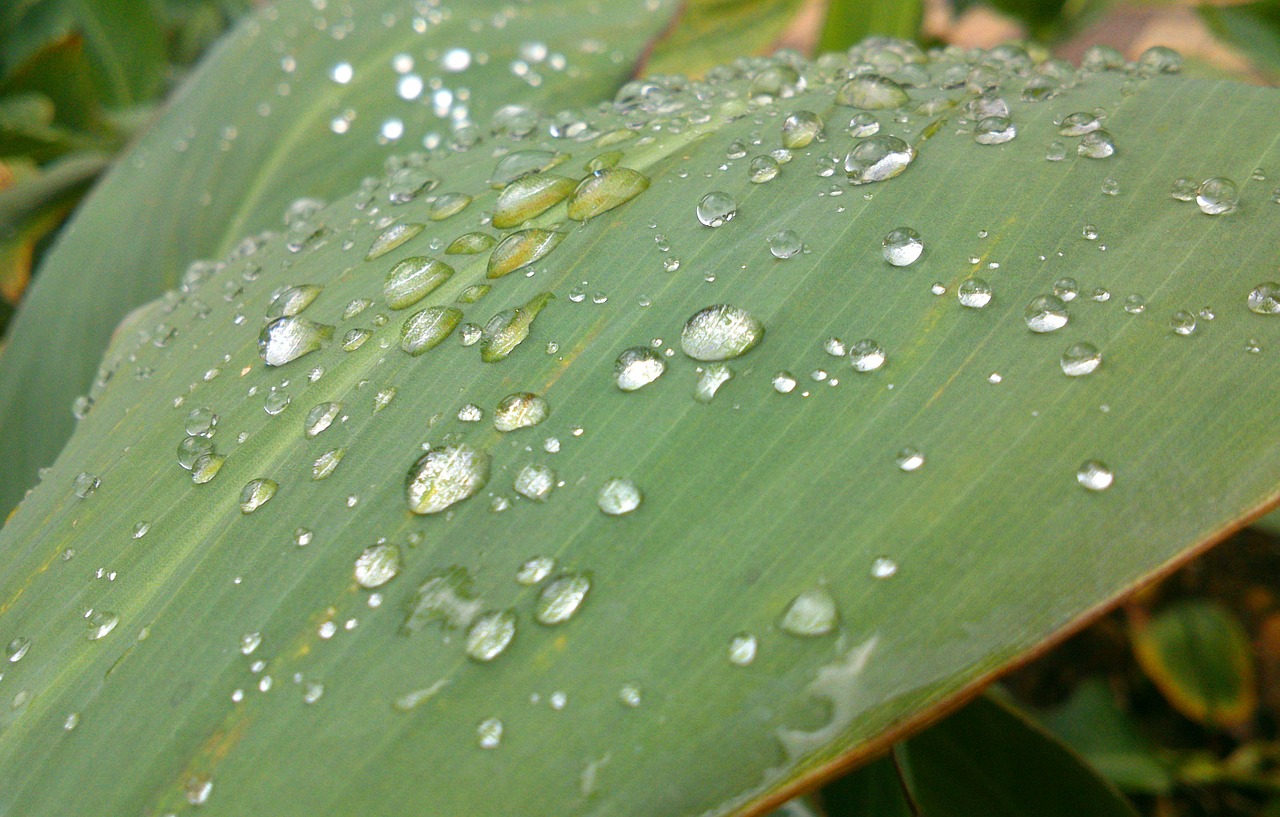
left=779, top=587, right=838, bottom=637
left=303, top=682, right=324, bottom=704
left=191, top=453, right=225, bottom=484
left=696, top=191, right=737, bottom=227
left=516, top=556, right=555, bottom=585
left=404, top=567, right=482, bottom=633
left=781, top=110, right=823, bottom=148
left=63, top=712, right=80, bottom=731
left=597, top=478, right=642, bottom=516
left=974, top=116, right=1016, bottom=145
left=446, top=232, right=497, bottom=254
left=131, top=521, right=150, bottom=539
left=728, top=632, right=758, bottom=665
left=491, top=173, right=575, bottom=228
left=748, top=155, right=780, bottom=184
left=185, top=775, right=213, bottom=807
left=401, top=306, right=463, bottom=355
left=870, top=557, right=898, bottom=579
left=681, top=304, right=764, bottom=361
left=373, top=387, right=397, bottom=412
left=384, top=257, right=453, bottom=309
left=265, top=284, right=323, bottom=320
left=767, top=230, right=802, bottom=259
left=823, top=338, right=847, bottom=357
left=239, top=632, right=262, bottom=655
left=305, top=402, right=341, bottom=437
left=1060, top=342, right=1102, bottom=376
left=1123, top=294, right=1146, bottom=314
left=86, top=611, right=119, bottom=641
left=844, top=135, right=915, bottom=184
left=405, top=444, right=491, bottom=514
left=239, top=478, right=278, bottom=514
left=618, top=683, right=643, bottom=707
left=896, top=447, right=925, bottom=471
left=490, top=149, right=562, bottom=188
left=694, top=363, right=734, bottom=403
left=1137, top=45, right=1183, bottom=75
left=1057, top=112, right=1101, bottom=136
left=514, top=463, right=556, bottom=501
left=341, top=329, right=371, bottom=351
left=882, top=227, right=922, bottom=266
left=466, top=610, right=517, bottom=661
left=849, top=340, right=886, bottom=372
left=1078, top=130, right=1115, bottom=159
left=1170, top=309, right=1197, bottom=336
left=311, top=448, right=345, bottom=480
left=535, top=573, right=591, bottom=624
left=494, top=393, right=550, bottom=432
left=1196, top=177, right=1238, bottom=215
left=1053, top=277, right=1079, bottom=301
left=429, top=192, right=472, bottom=221
left=366, top=222, right=424, bottom=260
left=6, top=637, right=30, bottom=663
left=258, top=317, right=333, bottom=366
left=1102, top=177, right=1120, bottom=196
left=1045, top=140, right=1067, bottom=161
left=1247, top=282, right=1280, bottom=315
left=486, top=228, right=565, bottom=279
left=567, top=168, right=650, bottom=221
left=1170, top=177, right=1197, bottom=201
left=835, top=74, right=909, bottom=109
left=354, top=543, right=402, bottom=589
left=614, top=347, right=665, bottom=391
left=1076, top=460, right=1114, bottom=491
left=477, top=717, right=503, bottom=749
left=72, top=472, right=100, bottom=498
left=1025, top=295, right=1069, bottom=332
left=1082, top=224, right=1099, bottom=240
left=771, top=371, right=797, bottom=393
left=957, top=277, right=992, bottom=308
left=480, top=292, right=554, bottom=362
left=178, top=436, right=213, bottom=469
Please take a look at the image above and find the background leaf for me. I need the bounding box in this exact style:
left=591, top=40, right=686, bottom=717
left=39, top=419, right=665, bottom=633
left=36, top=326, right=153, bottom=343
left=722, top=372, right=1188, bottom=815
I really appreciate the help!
left=0, top=42, right=1279, bottom=817
left=818, top=0, right=923, bottom=55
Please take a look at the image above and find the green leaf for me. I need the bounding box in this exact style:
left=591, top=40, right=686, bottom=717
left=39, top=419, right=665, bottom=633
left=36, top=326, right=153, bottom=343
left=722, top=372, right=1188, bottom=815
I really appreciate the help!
left=818, top=0, right=922, bottom=55
left=1038, top=678, right=1174, bottom=794
left=1200, top=2, right=1280, bottom=79
left=897, top=693, right=1139, bottom=817
left=0, top=0, right=689, bottom=516
left=1131, top=599, right=1258, bottom=729
left=643, top=0, right=807, bottom=77
left=0, top=0, right=167, bottom=107
left=0, top=33, right=106, bottom=133
left=1, top=42, right=1279, bottom=817
left=821, top=755, right=915, bottom=817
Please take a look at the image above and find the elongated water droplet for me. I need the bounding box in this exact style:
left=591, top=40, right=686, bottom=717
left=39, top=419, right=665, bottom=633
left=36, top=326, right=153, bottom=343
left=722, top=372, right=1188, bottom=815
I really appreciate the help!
left=384, top=257, right=453, bottom=310
left=728, top=632, right=758, bottom=665
left=466, top=610, right=517, bottom=661
left=1060, top=343, right=1101, bottom=376
left=387, top=166, right=437, bottom=204
left=492, top=173, right=576, bottom=228
left=614, top=346, right=666, bottom=391
left=366, top=222, right=424, bottom=260
left=514, top=464, right=556, bottom=501
left=311, top=448, right=345, bottom=480
left=849, top=339, right=886, bottom=372
left=1076, top=460, right=1114, bottom=491
left=6, top=637, right=30, bottom=663
left=781, top=110, right=823, bottom=148
left=494, top=393, right=549, bottom=432
left=1057, top=112, right=1101, bottom=136
left=486, top=229, right=565, bottom=278
left=259, top=317, right=333, bottom=366
left=490, top=149, right=562, bottom=188
left=882, top=228, right=922, bottom=266
left=567, top=168, right=650, bottom=221
left=748, top=155, right=780, bottom=184
left=400, top=306, right=462, bottom=355
left=480, top=292, right=554, bottom=362
left=73, top=472, right=100, bottom=498
left=835, top=75, right=909, bottom=109
left=1025, top=295, right=1069, bottom=332
left=266, top=284, right=323, bottom=320
left=355, top=543, right=402, bottom=588
left=429, top=192, right=472, bottom=221
left=1247, top=282, right=1280, bottom=315
left=305, top=402, right=341, bottom=437
left=696, top=191, right=737, bottom=227
left=446, top=232, right=496, bottom=254
left=681, top=304, right=764, bottom=361
left=1196, top=177, right=1238, bottom=215
left=405, top=444, right=491, bottom=514
left=780, top=587, right=838, bottom=637
left=239, top=478, right=278, bottom=514
left=86, top=611, right=119, bottom=641
left=477, top=718, right=503, bottom=749
left=535, top=573, right=591, bottom=625
left=896, top=447, right=925, bottom=471
left=191, top=453, right=225, bottom=484
left=694, top=363, right=733, bottom=403
left=342, top=329, right=371, bottom=351
left=844, top=135, right=915, bottom=184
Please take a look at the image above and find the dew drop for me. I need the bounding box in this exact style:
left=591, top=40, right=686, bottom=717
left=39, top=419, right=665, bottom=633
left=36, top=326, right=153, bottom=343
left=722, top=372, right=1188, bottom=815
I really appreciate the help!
left=466, top=610, right=517, bottom=661
left=72, top=472, right=100, bottom=498
left=957, top=277, right=992, bottom=308
left=366, top=222, right=424, bottom=260
left=882, top=227, right=922, bottom=266
left=492, top=173, right=576, bottom=228
left=1246, top=282, right=1280, bottom=315
left=239, top=478, right=278, bottom=514
left=771, top=371, right=797, bottom=393
left=311, top=448, right=345, bottom=480
left=835, top=74, right=909, bottom=109
left=5, top=637, right=30, bottom=663
left=696, top=191, right=737, bottom=227
left=86, top=611, right=119, bottom=641
left=305, top=402, right=341, bottom=437
left=844, top=136, right=915, bottom=184
left=1076, top=460, right=1114, bottom=491
left=567, top=168, right=650, bottom=221
left=974, top=116, right=1016, bottom=145
left=535, top=573, right=591, bottom=625
left=597, top=478, right=642, bottom=515
left=748, top=155, right=780, bottom=184
left=767, top=229, right=802, bottom=259
left=849, top=339, right=886, bottom=372
left=781, top=110, right=823, bottom=148
left=494, top=393, right=550, bottom=432
left=516, top=556, right=555, bottom=585
left=400, top=306, right=462, bottom=355
left=405, top=444, right=491, bottom=514
left=1060, top=342, right=1102, bottom=376
left=614, top=346, right=666, bottom=391
left=1196, top=177, right=1238, bottom=215
left=477, top=718, right=503, bottom=749
left=258, top=317, right=333, bottom=366
left=513, top=463, right=556, bottom=502
left=447, top=232, right=497, bottom=254
left=728, top=632, right=758, bottom=665
left=1078, top=130, right=1115, bottom=159
left=1024, top=295, right=1069, bottom=332
left=354, top=543, right=402, bottom=589
left=384, top=257, right=453, bottom=309
left=487, top=229, right=565, bottom=279
left=1170, top=309, right=1197, bottom=336
left=895, top=447, right=925, bottom=472
left=681, top=304, right=764, bottom=361
left=779, top=587, right=838, bottom=637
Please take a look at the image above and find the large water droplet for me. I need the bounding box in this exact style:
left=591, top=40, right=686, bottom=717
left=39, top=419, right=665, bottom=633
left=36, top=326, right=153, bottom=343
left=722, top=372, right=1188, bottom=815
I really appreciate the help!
left=1060, top=342, right=1101, bottom=376
left=849, top=339, right=886, bottom=372
left=514, top=463, right=556, bottom=501
left=597, top=478, right=642, bottom=515
left=767, top=230, right=802, bottom=259
left=844, top=136, right=915, bottom=184
left=447, top=232, right=497, bottom=254
left=466, top=610, right=517, bottom=661
left=191, top=453, right=225, bottom=484
left=696, top=191, right=737, bottom=227
left=567, top=168, right=650, bottom=221
left=614, top=346, right=666, bottom=391
left=835, top=74, right=909, bottom=109
left=882, top=227, right=922, bottom=266
left=354, top=543, right=402, bottom=589
left=492, top=173, right=576, bottom=228
left=1247, top=282, right=1280, bottom=315
left=958, top=277, right=992, bottom=308
left=974, top=116, right=1016, bottom=145
left=72, top=472, right=100, bottom=498
left=258, top=317, right=333, bottom=367
left=1024, top=295, right=1069, bottom=332
left=1057, top=112, right=1101, bottom=136
left=681, top=304, right=764, bottom=361
left=781, top=110, right=823, bottom=148
left=1076, top=460, right=1114, bottom=491
left=6, top=637, right=30, bottom=663
left=401, top=306, right=462, bottom=355
left=265, top=284, right=323, bottom=320
left=239, top=478, right=278, bottom=514
left=535, top=573, right=591, bottom=625
left=305, top=402, right=341, bottom=437
left=405, top=444, right=491, bottom=514
left=1170, top=310, right=1197, bottom=336
left=429, top=192, right=472, bottom=221
left=779, top=587, right=838, bottom=637
left=384, top=257, right=453, bottom=310
left=311, top=448, right=345, bottom=480
left=748, top=155, right=780, bottom=184
left=487, top=229, right=565, bottom=278
left=1078, top=130, right=1115, bottom=159
left=1196, top=177, right=1238, bottom=215
left=480, top=292, right=554, bottom=363
left=494, top=393, right=550, bottom=432
left=366, top=222, right=425, bottom=260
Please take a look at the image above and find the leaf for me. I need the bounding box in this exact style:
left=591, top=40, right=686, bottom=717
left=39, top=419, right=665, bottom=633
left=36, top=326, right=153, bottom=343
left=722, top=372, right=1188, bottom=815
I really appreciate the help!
left=820, top=756, right=914, bottom=817
left=1200, top=1, right=1280, bottom=80
left=1037, top=678, right=1174, bottom=795
left=0, top=0, right=167, bottom=107
left=1, top=42, right=1279, bottom=817
left=896, top=693, right=1139, bottom=817
left=0, top=33, right=106, bottom=133
left=818, top=0, right=922, bottom=55
left=1130, top=599, right=1258, bottom=729
left=0, top=0, right=693, bottom=517
left=642, top=0, right=808, bottom=77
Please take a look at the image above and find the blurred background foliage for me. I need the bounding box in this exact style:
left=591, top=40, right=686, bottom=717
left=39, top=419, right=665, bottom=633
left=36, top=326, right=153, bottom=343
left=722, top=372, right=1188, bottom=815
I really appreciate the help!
left=1, top=1, right=1278, bottom=816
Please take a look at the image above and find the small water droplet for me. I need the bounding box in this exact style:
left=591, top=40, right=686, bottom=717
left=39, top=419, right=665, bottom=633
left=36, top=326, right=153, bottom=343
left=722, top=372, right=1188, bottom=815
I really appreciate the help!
left=1057, top=112, right=1101, bottom=136
left=849, top=340, right=886, bottom=372
left=882, top=227, right=922, bottom=266
left=1123, top=294, right=1146, bottom=314
left=354, top=543, right=402, bottom=588
left=1025, top=295, right=1069, bottom=332
left=535, top=573, right=591, bottom=624
left=1196, top=177, right=1238, bottom=215
left=1170, top=309, right=1197, bottom=336
left=86, top=610, right=119, bottom=641
left=477, top=717, right=504, bottom=749
left=974, top=116, right=1016, bottom=145
left=258, top=317, right=333, bottom=366
left=447, top=232, right=497, bottom=254
left=771, top=371, right=797, bottom=393
left=614, top=346, right=666, bottom=391
left=239, top=478, right=278, bottom=513
left=895, top=447, right=925, bottom=472
left=835, top=74, right=909, bottom=109
left=494, top=393, right=550, bottom=432
left=516, top=556, right=555, bottom=585
left=513, top=463, right=556, bottom=502
left=466, top=610, right=517, bottom=661
left=728, top=632, right=758, bottom=665
left=779, top=587, right=838, bottom=637
left=384, top=257, right=453, bottom=310
left=239, top=632, right=262, bottom=656
left=5, top=637, right=30, bottom=663
left=185, top=775, right=213, bottom=807
left=844, top=135, right=915, bottom=184
left=304, top=402, right=341, bottom=437
left=1076, top=460, right=1114, bottom=491
left=487, top=229, right=565, bottom=278
left=401, top=306, right=463, bottom=355
left=694, top=363, right=734, bottom=403
left=767, top=229, right=802, bottom=259
left=567, top=168, right=650, bottom=221
left=748, top=155, right=780, bottom=184
left=311, top=448, right=345, bottom=480
left=696, top=192, right=737, bottom=227
left=597, top=478, right=642, bottom=516
left=957, top=277, right=992, bottom=308
left=1053, top=277, right=1079, bottom=302
left=1077, top=130, right=1115, bottom=159
left=870, top=557, right=898, bottom=579
left=1060, top=342, right=1102, bottom=376
left=366, top=222, right=424, bottom=260
left=191, top=453, right=225, bottom=484
left=72, top=472, right=100, bottom=498
left=781, top=110, right=823, bottom=148
left=618, top=683, right=643, bottom=708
